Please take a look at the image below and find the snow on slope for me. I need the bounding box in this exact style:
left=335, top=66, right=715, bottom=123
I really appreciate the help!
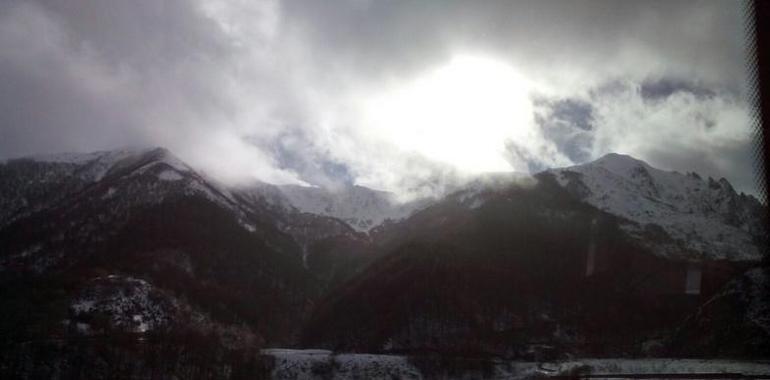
left=278, top=185, right=423, bottom=231
left=549, top=153, right=764, bottom=261
left=28, top=147, right=191, bottom=182
left=0, top=147, right=255, bottom=233
left=9, top=148, right=762, bottom=258
left=10, top=147, right=431, bottom=233
left=69, top=274, right=180, bottom=334
left=240, top=183, right=429, bottom=232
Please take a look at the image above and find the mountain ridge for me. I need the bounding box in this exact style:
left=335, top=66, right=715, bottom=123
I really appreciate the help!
left=4, top=147, right=763, bottom=243
left=547, top=153, right=765, bottom=261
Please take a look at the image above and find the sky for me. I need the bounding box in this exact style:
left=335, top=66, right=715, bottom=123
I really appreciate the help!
left=0, top=0, right=761, bottom=199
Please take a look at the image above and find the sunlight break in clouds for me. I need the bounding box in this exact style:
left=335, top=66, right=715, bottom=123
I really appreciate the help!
left=360, top=55, right=535, bottom=174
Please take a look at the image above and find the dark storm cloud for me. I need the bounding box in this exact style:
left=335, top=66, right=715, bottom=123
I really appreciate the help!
left=283, top=0, right=748, bottom=92
left=0, top=1, right=140, bottom=157
left=639, top=78, right=716, bottom=101
left=0, top=0, right=307, bottom=184
left=41, top=1, right=230, bottom=69
left=0, top=0, right=759, bottom=197
left=547, top=99, right=595, bottom=132
left=0, top=0, right=233, bottom=155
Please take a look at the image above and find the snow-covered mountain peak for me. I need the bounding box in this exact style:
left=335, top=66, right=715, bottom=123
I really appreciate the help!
left=18, top=147, right=193, bottom=183
left=592, top=152, right=651, bottom=173
left=134, top=147, right=191, bottom=171
left=6, top=147, right=429, bottom=233
left=548, top=154, right=765, bottom=261
left=0, top=147, right=237, bottom=230
left=27, top=147, right=158, bottom=164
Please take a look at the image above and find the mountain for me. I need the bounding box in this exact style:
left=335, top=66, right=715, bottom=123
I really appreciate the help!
left=547, top=153, right=764, bottom=261
left=234, top=182, right=428, bottom=232
left=0, top=148, right=340, bottom=377
left=301, top=154, right=767, bottom=357
left=0, top=148, right=766, bottom=378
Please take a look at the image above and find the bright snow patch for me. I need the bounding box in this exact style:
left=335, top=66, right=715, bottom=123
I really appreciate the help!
left=240, top=184, right=430, bottom=232
left=70, top=275, right=177, bottom=334
left=549, top=153, right=763, bottom=261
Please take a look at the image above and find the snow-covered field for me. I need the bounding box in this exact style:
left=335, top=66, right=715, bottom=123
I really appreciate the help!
left=260, top=349, right=770, bottom=379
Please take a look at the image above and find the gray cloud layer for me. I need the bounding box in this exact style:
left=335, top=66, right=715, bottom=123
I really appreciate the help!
left=0, top=0, right=760, bottom=197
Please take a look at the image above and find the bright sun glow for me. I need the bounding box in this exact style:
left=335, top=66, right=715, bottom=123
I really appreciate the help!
left=362, top=55, right=534, bottom=173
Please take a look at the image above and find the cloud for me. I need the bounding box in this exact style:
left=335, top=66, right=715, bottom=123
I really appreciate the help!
left=639, top=78, right=716, bottom=101
left=587, top=81, right=757, bottom=194
left=280, top=0, right=749, bottom=94
left=0, top=0, right=759, bottom=198
left=530, top=97, right=596, bottom=164
left=0, top=0, right=305, bottom=185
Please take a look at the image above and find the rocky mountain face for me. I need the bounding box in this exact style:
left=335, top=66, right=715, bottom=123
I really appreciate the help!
left=0, top=148, right=766, bottom=378
left=548, top=153, right=765, bottom=261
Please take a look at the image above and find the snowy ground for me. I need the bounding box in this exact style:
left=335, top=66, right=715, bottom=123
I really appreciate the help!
left=260, top=349, right=770, bottom=379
